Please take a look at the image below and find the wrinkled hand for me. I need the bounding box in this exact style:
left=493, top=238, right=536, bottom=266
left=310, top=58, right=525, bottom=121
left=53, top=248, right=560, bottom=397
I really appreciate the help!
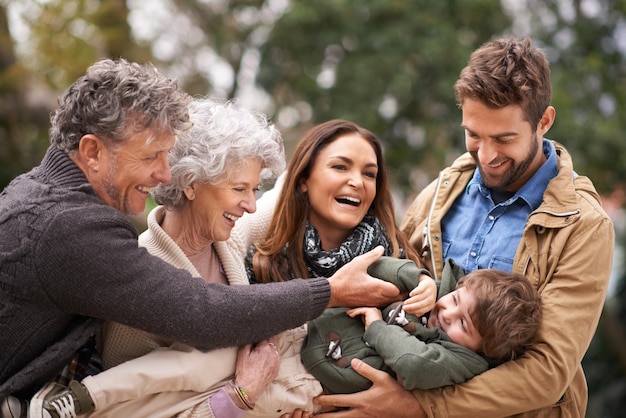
left=234, top=337, right=281, bottom=402
left=403, top=274, right=437, bottom=317
left=280, top=410, right=313, bottom=418
left=313, top=359, right=426, bottom=418
left=327, top=247, right=400, bottom=308
left=347, top=307, right=382, bottom=329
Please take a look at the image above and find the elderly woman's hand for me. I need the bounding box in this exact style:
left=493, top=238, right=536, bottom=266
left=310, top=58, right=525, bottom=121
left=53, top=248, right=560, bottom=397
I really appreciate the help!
left=279, top=409, right=314, bottom=418
left=233, top=337, right=281, bottom=403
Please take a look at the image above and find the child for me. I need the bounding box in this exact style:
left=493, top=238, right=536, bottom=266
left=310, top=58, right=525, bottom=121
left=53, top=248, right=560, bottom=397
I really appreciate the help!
left=301, top=257, right=543, bottom=393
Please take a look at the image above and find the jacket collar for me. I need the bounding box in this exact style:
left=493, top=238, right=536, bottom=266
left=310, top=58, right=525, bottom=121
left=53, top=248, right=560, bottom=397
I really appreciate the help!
left=38, top=146, right=93, bottom=191
left=465, top=139, right=558, bottom=211
left=449, top=140, right=590, bottom=215
left=539, top=141, right=581, bottom=212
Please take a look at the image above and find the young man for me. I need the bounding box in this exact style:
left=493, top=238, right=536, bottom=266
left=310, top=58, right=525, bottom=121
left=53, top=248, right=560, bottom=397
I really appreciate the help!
left=0, top=58, right=399, bottom=417
left=315, top=37, right=614, bottom=418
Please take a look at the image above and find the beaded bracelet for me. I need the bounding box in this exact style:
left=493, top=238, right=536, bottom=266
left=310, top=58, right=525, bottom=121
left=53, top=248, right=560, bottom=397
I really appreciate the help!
left=228, top=380, right=255, bottom=410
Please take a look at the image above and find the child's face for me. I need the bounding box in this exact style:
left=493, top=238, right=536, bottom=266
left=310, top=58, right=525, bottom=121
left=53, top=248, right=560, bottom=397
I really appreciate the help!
left=427, top=286, right=483, bottom=352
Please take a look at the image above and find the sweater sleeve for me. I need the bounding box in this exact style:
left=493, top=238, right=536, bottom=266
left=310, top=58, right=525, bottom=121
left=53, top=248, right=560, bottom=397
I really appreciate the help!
left=364, top=321, right=488, bottom=390
left=37, top=205, right=329, bottom=350
left=209, top=387, right=246, bottom=418
left=367, top=257, right=430, bottom=293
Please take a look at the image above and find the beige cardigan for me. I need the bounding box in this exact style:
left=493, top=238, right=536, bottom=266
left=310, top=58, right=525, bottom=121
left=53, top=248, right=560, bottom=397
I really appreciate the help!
left=100, top=205, right=252, bottom=367
left=84, top=180, right=284, bottom=418
left=82, top=205, right=261, bottom=417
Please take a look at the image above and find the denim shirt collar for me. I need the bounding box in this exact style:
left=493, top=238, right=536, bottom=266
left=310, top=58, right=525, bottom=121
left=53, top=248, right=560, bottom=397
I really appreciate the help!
left=466, top=139, right=558, bottom=211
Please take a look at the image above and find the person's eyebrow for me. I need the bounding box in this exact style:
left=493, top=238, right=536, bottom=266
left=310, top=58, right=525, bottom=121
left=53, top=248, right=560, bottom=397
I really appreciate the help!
left=329, top=155, right=378, bottom=169
left=458, top=291, right=476, bottom=336
left=461, top=125, right=518, bottom=140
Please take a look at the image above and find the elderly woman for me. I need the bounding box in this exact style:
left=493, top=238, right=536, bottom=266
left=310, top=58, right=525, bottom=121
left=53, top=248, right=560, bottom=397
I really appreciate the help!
left=39, top=97, right=287, bottom=418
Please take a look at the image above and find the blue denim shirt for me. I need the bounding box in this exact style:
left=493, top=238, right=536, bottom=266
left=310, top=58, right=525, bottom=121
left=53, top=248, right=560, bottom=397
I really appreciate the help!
left=440, top=139, right=558, bottom=274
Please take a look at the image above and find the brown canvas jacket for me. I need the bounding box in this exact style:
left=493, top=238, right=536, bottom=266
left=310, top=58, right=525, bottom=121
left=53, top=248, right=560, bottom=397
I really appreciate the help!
left=400, top=141, right=614, bottom=417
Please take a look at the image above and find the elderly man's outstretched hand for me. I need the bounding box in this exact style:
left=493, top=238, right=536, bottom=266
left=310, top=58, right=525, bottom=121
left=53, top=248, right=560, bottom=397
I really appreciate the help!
left=326, top=246, right=400, bottom=308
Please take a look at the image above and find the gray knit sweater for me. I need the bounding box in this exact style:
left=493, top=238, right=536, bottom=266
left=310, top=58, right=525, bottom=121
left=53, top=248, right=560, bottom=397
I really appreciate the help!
left=0, top=146, right=330, bottom=398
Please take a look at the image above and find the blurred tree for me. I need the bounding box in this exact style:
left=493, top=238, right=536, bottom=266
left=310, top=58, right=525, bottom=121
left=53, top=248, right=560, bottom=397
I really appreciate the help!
left=507, top=0, right=626, bottom=195
left=166, top=0, right=268, bottom=96
left=24, top=0, right=151, bottom=89
left=257, top=0, right=512, bottom=200
left=3, top=0, right=624, bottom=194
left=0, top=0, right=151, bottom=190
left=0, top=2, right=51, bottom=189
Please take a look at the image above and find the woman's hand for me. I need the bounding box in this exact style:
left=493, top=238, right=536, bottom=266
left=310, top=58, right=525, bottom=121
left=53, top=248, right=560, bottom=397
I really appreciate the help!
left=346, top=307, right=382, bottom=329
left=403, top=273, right=437, bottom=317
left=233, top=337, right=281, bottom=402
left=313, top=359, right=426, bottom=418
left=280, top=410, right=313, bottom=418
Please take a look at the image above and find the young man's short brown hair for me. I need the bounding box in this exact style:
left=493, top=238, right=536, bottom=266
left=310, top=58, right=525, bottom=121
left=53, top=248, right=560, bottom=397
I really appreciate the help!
left=454, top=36, right=551, bottom=131
left=458, top=269, right=542, bottom=361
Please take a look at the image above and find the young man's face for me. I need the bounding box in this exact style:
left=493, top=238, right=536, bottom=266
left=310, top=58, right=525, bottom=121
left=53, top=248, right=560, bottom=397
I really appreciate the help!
left=94, top=131, right=175, bottom=216
left=427, top=286, right=482, bottom=352
left=462, top=98, right=551, bottom=192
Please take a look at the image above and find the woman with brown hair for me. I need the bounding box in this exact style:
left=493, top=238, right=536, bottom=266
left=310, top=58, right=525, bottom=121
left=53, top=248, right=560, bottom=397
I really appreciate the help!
left=246, top=119, right=437, bottom=416
left=251, top=119, right=427, bottom=289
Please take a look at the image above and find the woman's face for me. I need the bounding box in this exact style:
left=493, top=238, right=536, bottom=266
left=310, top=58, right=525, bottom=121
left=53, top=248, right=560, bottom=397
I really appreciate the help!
left=188, top=158, right=262, bottom=242
left=300, top=133, right=378, bottom=248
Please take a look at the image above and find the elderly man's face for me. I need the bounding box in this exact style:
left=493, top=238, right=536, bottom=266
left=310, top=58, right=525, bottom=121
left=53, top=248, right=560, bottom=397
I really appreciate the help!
left=94, top=130, right=175, bottom=216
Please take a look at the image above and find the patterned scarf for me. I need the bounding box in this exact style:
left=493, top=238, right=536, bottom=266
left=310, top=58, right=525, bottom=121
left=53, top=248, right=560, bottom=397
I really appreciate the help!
left=246, top=214, right=395, bottom=283
left=304, top=214, right=393, bottom=278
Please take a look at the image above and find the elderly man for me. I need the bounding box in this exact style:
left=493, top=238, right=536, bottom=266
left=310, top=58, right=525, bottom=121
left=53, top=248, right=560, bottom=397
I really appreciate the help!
left=0, top=58, right=398, bottom=417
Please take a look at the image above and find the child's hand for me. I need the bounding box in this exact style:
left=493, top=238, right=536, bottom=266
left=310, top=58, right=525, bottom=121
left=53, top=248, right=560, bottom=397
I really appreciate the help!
left=347, top=307, right=383, bottom=329
left=403, top=274, right=436, bottom=317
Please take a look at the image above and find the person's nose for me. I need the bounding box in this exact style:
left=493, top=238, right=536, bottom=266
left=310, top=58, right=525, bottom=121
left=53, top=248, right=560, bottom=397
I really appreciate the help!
left=154, top=154, right=172, bottom=184
left=241, top=192, right=257, bottom=214
left=347, top=172, right=364, bottom=189
left=477, top=140, right=498, bottom=165
left=440, top=305, right=458, bottom=325
left=440, top=309, right=451, bottom=325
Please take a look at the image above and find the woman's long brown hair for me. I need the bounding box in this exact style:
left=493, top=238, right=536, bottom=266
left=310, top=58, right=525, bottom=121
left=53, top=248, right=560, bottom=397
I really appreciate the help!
left=252, top=119, right=419, bottom=283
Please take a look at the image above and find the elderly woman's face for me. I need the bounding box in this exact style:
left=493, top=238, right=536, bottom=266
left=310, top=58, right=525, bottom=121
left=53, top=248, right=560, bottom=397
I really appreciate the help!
left=188, top=158, right=262, bottom=242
